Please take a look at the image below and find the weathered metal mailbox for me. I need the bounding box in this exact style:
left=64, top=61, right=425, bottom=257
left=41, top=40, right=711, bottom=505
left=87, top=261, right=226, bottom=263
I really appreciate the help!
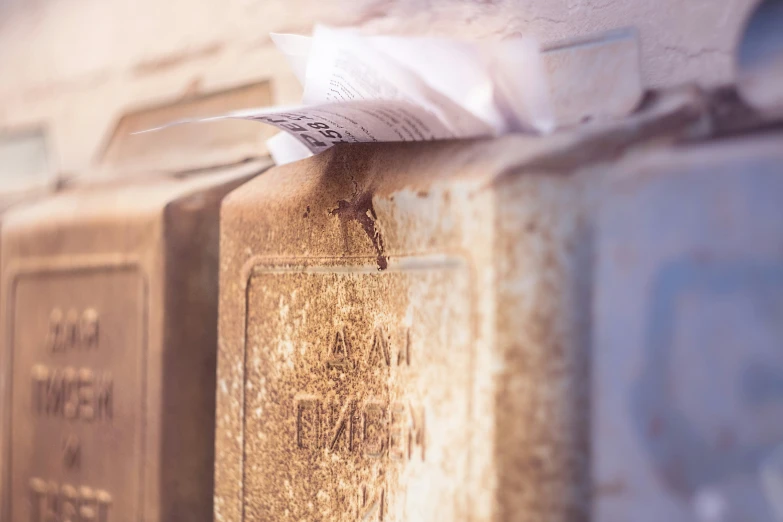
left=214, top=92, right=703, bottom=522
left=0, top=85, right=272, bottom=522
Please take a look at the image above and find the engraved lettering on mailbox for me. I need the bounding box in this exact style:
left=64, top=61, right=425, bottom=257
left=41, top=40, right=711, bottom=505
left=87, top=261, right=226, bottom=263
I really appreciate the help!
left=367, top=327, right=391, bottom=367
left=244, top=266, right=471, bottom=520
left=32, top=365, right=113, bottom=421
left=363, top=401, right=387, bottom=458
left=326, top=329, right=352, bottom=369
left=407, top=401, right=425, bottom=462
left=47, top=308, right=100, bottom=353
left=396, top=328, right=411, bottom=366
left=295, top=394, right=320, bottom=450
left=388, top=402, right=406, bottom=461
left=359, top=484, right=385, bottom=521
left=292, top=398, right=425, bottom=460
left=326, top=399, right=355, bottom=452
left=30, top=478, right=112, bottom=522
left=293, top=327, right=426, bottom=460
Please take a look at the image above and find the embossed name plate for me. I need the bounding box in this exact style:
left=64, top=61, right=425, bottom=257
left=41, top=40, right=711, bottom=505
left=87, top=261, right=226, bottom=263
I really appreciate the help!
left=242, top=261, right=474, bottom=520
left=10, top=269, right=144, bottom=522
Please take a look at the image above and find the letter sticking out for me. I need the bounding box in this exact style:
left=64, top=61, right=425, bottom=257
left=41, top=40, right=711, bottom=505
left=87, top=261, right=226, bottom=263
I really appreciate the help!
left=326, top=399, right=355, bottom=452
left=368, top=328, right=391, bottom=367
left=80, top=309, right=99, bottom=348
left=388, top=402, right=406, bottom=461
left=408, top=402, right=426, bottom=462
left=397, top=329, right=411, bottom=366
left=326, top=329, right=352, bottom=369
left=292, top=396, right=427, bottom=462
left=31, top=366, right=113, bottom=421
left=47, top=308, right=100, bottom=353
left=359, top=484, right=385, bottom=521
left=29, top=478, right=55, bottom=522
left=295, top=395, right=320, bottom=450
left=77, top=369, right=95, bottom=421
left=29, top=479, right=112, bottom=522
left=363, top=401, right=386, bottom=458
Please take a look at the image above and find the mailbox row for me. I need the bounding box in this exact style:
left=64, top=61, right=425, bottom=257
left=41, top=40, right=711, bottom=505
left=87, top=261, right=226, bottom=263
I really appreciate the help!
left=1, top=90, right=782, bottom=522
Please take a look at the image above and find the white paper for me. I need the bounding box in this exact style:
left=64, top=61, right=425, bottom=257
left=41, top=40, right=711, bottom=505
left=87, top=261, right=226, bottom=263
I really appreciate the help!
left=138, top=25, right=554, bottom=165
left=253, top=99, right=455, bottom=152
left=266, top=131, right=312, bottom=165
left=269, top=32, right=311, bottom=86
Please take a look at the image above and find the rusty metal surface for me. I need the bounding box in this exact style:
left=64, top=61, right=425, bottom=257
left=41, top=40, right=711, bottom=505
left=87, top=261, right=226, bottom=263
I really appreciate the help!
left=214, top=91, right=709, bottom=521
left=0, top=159, right=269, bottom=522
left=592, top=131, right=783, bottom=521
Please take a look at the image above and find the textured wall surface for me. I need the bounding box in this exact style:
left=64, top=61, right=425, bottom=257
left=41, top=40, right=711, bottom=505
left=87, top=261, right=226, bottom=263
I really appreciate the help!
left=0, top=0, right=758, bottom=174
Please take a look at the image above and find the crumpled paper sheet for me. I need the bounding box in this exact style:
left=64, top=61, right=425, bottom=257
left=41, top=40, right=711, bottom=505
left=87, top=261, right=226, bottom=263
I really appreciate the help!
left=140, top=25, right=554, bottom=165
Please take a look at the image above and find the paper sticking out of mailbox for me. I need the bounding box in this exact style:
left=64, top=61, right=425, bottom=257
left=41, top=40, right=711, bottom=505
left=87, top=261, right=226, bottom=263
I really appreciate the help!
left=138, top=25, right=554, bottom=165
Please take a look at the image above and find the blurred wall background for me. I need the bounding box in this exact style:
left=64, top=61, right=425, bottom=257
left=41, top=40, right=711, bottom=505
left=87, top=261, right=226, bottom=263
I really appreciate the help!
left=0, top=0, right=758, bottom=175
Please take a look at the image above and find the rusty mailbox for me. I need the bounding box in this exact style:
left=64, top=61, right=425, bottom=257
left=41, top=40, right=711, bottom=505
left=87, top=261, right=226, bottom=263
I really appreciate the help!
left=0, top=85, right=272, bottom=522
left=0, top=125, right=58, bottom=501
left=593, top=130, right=783, bottom=522
left=214, top=91, right=706, bottom=522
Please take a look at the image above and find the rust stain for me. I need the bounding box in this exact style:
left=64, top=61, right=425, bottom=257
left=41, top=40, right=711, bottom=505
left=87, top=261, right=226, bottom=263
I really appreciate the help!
left=132, top=42, right=224, bottom=76
left=330, top=192, right=388, bottom=271
left=322, top=145, right=387, bottom=271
